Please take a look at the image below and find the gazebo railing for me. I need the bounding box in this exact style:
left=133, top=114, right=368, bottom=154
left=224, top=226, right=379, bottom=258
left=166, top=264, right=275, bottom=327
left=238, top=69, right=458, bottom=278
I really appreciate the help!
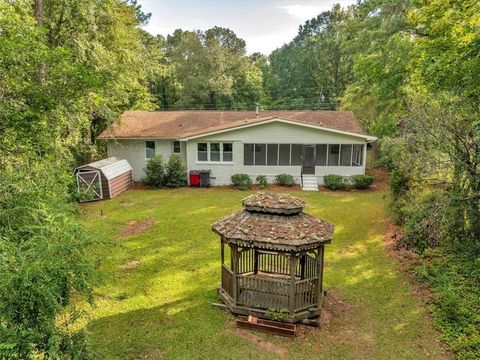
left=295, top=278, right=318, bottom=310
left=237, top=276, right=290, bottom=310
left=221, top=265, right=234, bottom=298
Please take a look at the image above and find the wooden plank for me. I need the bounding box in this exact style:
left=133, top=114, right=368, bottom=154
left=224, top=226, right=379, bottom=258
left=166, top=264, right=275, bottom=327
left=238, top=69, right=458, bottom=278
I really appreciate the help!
left=236, top=316, right=296, bottom=337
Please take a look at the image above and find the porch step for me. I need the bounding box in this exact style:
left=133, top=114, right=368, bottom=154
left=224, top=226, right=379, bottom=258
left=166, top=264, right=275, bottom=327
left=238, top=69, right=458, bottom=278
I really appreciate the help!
left=302, top=175, right=318, bottom=191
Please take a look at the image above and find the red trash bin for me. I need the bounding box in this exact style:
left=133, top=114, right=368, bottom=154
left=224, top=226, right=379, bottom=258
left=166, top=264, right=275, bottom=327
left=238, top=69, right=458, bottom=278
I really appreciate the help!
left=189, top=171, right=201, bottom=187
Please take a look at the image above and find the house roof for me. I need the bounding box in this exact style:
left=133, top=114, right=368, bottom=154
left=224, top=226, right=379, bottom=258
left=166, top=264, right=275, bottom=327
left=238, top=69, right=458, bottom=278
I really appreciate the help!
left=98, top=110, right=369, bottom=140
left=75, top=157, right=132, bottom=180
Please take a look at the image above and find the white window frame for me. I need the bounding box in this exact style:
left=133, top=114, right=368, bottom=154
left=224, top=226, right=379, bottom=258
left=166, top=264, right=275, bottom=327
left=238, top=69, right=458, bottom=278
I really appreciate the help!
left=196, top=142, right=234, bottom=164
left=145, top=140, right=156, bottom=159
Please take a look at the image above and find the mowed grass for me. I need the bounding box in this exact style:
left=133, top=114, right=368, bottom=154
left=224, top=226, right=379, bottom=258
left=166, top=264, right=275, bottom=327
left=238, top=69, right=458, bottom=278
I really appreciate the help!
left=81, top=187, right=448, bottom=359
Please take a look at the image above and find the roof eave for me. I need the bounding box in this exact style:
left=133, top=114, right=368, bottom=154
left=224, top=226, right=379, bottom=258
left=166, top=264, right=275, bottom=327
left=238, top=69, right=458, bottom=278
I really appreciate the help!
left=179, top=117, right=375, bottom=141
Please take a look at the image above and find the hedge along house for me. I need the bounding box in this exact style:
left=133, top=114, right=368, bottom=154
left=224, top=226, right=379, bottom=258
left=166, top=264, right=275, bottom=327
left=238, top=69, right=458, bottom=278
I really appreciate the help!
left=98, top=110, right=377, bottom=190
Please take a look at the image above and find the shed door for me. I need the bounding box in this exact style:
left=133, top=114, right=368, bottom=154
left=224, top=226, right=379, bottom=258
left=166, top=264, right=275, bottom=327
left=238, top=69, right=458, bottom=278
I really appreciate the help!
left=302, top=145, right=315, bottom=175
left=76, top=170, right=103, bottom=202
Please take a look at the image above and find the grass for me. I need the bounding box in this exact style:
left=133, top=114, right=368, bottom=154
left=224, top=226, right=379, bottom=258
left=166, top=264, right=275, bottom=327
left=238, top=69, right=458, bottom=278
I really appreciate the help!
left=81, top=187, right=448, bottom=359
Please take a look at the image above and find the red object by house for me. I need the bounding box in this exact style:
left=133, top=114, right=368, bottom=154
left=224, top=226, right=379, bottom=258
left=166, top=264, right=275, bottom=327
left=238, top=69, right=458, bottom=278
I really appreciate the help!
left=189, top=171, right=201, bottom=187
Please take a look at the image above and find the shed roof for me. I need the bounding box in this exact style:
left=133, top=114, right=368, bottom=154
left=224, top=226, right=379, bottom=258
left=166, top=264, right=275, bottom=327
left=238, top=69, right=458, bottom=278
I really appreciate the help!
left=212, top=193, right=334, bottom=251
left=98, top=110, right=368, bottom=140
left=75, top=157, right=132, bottom=181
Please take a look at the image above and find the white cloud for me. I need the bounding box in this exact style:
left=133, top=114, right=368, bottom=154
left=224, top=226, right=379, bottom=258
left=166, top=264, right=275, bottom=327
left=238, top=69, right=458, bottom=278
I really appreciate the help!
left=280, top=4, right=326, bottom=21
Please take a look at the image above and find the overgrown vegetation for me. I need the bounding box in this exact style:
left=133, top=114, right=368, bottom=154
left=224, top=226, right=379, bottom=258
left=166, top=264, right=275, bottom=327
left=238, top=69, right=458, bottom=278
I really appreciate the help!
left=275, top=173, right=295, bottom=186
left=144, top=155, right=165, bottom=188
left=231, top=174, right=253, bottom=190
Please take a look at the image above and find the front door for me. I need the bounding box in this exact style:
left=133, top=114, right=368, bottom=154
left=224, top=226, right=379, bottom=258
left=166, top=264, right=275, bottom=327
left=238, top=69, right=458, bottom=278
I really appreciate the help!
left=302, top=145, right=315, bottom=174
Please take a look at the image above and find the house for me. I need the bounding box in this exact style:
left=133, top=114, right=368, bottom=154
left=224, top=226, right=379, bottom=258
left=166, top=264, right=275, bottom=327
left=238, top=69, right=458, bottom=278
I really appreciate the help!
left=98, top=110, right=377, bottom=190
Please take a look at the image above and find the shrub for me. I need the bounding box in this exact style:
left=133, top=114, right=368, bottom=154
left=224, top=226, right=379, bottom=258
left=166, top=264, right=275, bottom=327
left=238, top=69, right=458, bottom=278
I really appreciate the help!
left=324, top=175, right=347, bottom=190
left=164, top=154, right=187, bottom=188
left=231, top=174, right=252, bottom=190
left=256, top=175, right=268, bottom=189
left=275, top=173, right=295, bottom=186
left=144, top=155, right=165, bottom=187
left=351, top=175, right=374, bottom=189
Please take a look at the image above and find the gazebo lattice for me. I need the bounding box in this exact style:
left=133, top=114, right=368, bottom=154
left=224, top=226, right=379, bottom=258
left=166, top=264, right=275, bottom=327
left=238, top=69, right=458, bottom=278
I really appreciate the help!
left=212, top=192, right=334, bottom=323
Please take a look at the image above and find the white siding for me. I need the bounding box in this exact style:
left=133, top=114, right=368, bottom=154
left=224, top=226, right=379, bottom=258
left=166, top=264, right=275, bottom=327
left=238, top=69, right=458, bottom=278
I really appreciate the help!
left=107, top=139, right=185, bottom=181
left=186, top=122, right=366, bottom=185
left=107, top=122, right=368, bottom=184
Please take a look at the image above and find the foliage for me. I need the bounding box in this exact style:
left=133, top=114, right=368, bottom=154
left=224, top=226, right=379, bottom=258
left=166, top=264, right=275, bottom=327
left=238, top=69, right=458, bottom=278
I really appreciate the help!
left=265, top=308, right=289, bottom=322
left=154, top=27, right=264, bottom=110
left=351, top=175, right=374, bottom=189
left=266, top=4, right=354, bottom=110
left=231, top=174, right=253, bottom=191
left=255, top=175, right=267, bottom=189
left=415, top=250, right=480, bottom=360
left=144, top=155, right=165, bottom=188
left=324, top=175, right=348, bottom=190
left=0, top=164, right=98, bottom=359
left=164, top=155, right=188, bottom=188
left=275, top=173, right=295, bottom=186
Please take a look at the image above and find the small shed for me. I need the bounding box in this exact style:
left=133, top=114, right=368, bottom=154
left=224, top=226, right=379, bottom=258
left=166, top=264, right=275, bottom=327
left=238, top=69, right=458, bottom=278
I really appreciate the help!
left=212, top=192, right=334, bottom=324
left=74, top=157, right=133, bottom=202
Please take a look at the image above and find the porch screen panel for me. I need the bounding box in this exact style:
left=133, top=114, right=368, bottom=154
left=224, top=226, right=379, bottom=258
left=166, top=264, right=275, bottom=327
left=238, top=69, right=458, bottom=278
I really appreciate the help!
left=267, top=144, right=278, bottom=166
left=328, top=144, right=340, bottom=166
left=244, top=144, right=254, bottom=165
left=291, top=144, right=302, bottom=165
left=352, top=145, right=363, bottom=166
left=340, top=144, right=352, bottom=166
left=279, top=144, right=290, bottom=165
left=315, top=145, right=327, bottom=166
left=254, top=144, right=266, bottom=165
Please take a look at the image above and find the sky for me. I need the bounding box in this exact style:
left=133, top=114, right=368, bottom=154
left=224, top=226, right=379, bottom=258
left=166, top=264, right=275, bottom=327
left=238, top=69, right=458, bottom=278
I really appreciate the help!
left=138, top=0, right=358, bottom=54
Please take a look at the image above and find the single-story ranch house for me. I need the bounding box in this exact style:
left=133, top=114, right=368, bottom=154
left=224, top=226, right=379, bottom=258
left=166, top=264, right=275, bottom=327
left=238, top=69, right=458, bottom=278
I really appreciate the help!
left=98, top=110, right=377, bottom=189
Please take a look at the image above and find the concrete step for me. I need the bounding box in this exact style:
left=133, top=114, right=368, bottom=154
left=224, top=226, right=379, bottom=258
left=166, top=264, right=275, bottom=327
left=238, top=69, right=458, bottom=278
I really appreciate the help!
left=302, top=176, right=319, bottom=191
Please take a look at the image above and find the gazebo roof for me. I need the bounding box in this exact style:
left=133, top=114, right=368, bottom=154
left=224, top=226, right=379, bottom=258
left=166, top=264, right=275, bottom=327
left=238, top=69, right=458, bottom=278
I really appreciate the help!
left=212, top=193, right=334, bottom=251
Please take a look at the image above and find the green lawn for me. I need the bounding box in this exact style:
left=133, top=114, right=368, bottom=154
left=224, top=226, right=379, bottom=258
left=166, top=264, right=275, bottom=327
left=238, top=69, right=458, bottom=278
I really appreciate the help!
left=81, top=187, right=448, bottom=359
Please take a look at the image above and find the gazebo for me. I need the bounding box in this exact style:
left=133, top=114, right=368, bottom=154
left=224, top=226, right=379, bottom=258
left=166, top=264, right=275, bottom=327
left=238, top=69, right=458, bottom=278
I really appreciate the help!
left=212, top=192, right=334, bottom=324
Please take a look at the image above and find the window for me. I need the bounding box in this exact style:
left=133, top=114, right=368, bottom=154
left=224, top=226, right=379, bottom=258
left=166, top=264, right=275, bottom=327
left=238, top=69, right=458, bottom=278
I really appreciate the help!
left=340, top=144, right=353, bottom=166
left=267, top=144, right=278, bottom=166
left=352, top=144, right=363, bottom=166
left=328, top=144, right=340, bottom=166
left=223, top=143, right=233, bottom=162
left=197, top=143, right=208, bottom=161
left=316, top=145, right=327, bottom=166
left=145, top=141, right=156, bottom=158
left=279, top=144, right=290, bottom=165
left=244, top=144, right=254, bottom=165
left=210, top=143, right=220, bottom=161
left=173, top=141, right=181, bottom=154
left=254, top=144, right=267, bottom=165
left=291, top=144, right=302, bottom=166
left=198, top=142, right=233, bottom=162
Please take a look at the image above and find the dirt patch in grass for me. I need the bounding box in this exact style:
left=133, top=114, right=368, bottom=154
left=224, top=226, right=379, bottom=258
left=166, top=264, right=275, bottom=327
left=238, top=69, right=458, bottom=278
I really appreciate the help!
left=383, top=224, right=431, bottom=302
left=320, top=289, right=354, bottom=327
left=119, top=259, right=141, bottom=271
left=121, top=219, right=155, bottom=237
left=233, top=328, right=287, bottom=358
